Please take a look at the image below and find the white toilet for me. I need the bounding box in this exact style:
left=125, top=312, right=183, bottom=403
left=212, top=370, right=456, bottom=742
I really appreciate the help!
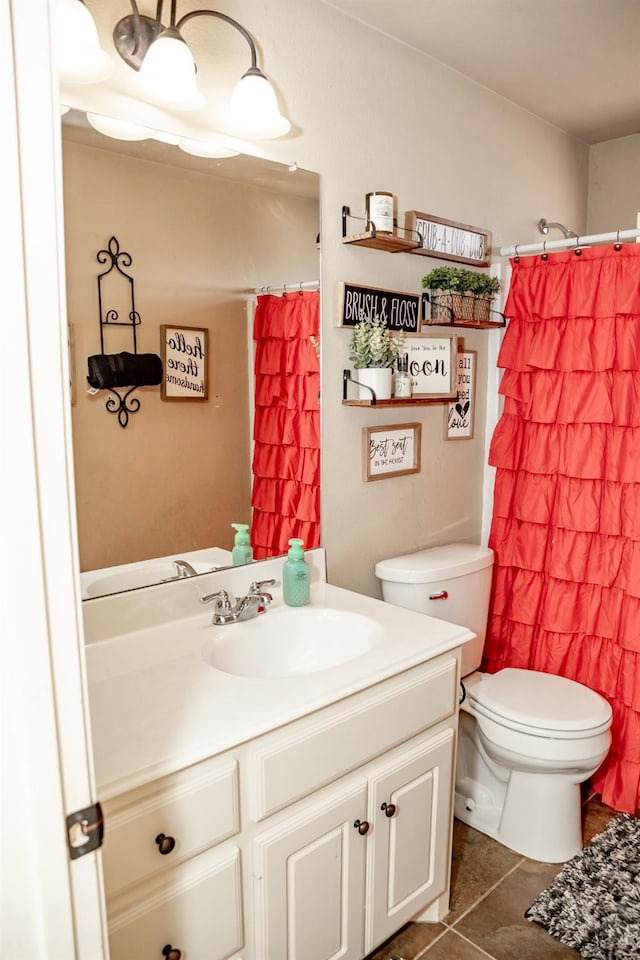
left=375, top=543, right=612, bottom=863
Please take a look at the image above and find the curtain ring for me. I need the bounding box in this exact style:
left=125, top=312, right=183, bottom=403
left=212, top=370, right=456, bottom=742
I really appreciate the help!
left=299, top=281, right=304, bottom=295
left=541, top=240, right=548, bottom=262
left=283, top=282, right=288, bottom=297
left=614, top=229, right=622, bottom=251
left=574, top=236, right=582, bottom=256
left=513, top=244, right=520, bottom=263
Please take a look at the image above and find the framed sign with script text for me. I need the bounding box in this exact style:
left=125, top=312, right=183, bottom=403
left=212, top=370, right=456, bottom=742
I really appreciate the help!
left=445, top=350, right=476, bottom=440
left=363, top=422, right=422, bottom=482
left=405, top=211, right=491, bottom=266
left=160, top=325, right=208, bottom=401
left=405, top=334, right=458, bottom=398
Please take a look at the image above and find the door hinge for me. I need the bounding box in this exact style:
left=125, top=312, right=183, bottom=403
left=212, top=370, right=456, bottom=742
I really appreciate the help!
left=66, top=802, right=104, bottom=860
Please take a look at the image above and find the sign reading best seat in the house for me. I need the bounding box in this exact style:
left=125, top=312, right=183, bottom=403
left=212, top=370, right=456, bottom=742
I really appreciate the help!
left=337, top=282, right=421, bottom=333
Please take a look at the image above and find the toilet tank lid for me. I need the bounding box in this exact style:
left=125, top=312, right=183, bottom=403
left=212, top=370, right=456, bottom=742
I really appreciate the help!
left=375, top=544, right=494, bottom=583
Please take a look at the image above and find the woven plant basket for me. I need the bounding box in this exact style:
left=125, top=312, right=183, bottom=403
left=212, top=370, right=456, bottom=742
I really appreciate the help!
left=426, top=290, right=493, bottom=324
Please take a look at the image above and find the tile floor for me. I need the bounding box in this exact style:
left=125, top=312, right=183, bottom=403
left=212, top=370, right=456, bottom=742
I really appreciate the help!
left=367, top=793, right=614, bottom=960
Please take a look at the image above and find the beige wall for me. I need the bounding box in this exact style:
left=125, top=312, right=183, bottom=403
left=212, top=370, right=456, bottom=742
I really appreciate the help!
left=69, top=1, right=591, bottom=595
left=587, top=134, right=640, bottom=234
left=63, top=138, right=318, bottom=571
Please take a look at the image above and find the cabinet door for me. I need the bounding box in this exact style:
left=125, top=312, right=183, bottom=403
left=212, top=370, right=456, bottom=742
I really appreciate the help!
left=108, top=845, right=243, bottom=960
left=366, top=729, right=455, bottom=953
left=253, top=781, right=368, bottom=960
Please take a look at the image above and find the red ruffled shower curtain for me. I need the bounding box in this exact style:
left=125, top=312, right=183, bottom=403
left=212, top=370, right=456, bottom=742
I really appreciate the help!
left=485, top=243, right=640, bottom=814
left=251, top=291, right=320, bottom=559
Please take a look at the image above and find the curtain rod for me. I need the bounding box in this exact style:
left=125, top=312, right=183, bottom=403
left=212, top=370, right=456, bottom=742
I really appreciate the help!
left=500, top=228, right=640, bottom=258
left=254, top=279, right=319, bottom=294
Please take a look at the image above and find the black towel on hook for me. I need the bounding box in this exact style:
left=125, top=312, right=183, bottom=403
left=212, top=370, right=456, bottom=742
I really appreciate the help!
left=87, top=352, right=163, bottom=390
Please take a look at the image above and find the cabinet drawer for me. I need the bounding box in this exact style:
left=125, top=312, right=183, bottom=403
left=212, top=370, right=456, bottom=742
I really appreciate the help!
left=250, top=654, right=457, bottom=821
left=103, top=754, right=239, bottom=897
left=108, top=844, right=243, bottom=960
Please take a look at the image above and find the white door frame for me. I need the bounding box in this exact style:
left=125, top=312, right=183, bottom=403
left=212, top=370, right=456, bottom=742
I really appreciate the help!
left=1, top=1, right=108, bottom=956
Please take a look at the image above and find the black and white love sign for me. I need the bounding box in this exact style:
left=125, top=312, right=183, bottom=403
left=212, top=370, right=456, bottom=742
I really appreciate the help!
left=446, top=350, right=476, bottom=440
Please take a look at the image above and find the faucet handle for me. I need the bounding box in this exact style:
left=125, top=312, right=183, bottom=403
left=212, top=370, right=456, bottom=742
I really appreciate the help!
left=249, top=578, right=276, bottom=594
left=200, top=589, right=233, bottom=613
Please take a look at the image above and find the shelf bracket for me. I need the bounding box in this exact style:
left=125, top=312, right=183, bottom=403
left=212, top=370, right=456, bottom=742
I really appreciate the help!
left=343, top=368, right=377, bottom=404
left=342, top=205, right=376, bottom=239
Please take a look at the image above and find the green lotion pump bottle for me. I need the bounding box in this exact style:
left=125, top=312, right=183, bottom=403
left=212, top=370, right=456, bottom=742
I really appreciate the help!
left=283, top=538, right=310, bottom=607
left=231, top=523, right=253, bottom=566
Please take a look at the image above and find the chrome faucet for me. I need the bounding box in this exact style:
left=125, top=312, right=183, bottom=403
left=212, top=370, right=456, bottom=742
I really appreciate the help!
left=201, top=578, right=275, bottom=625
left=173, top=559, right=198, bottom=578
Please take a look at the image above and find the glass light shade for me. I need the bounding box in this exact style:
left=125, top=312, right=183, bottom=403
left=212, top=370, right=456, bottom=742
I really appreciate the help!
left=225, top=71, right=291, bottom=140
left=153, top=131, right=181, bottom=145
left=55, top=0, right=112, bottom=84
left=86, top=113, right=153, bottom=141
left=136, top=28, right=205, bottom=111
left=178, top=136, right=240, bottom=159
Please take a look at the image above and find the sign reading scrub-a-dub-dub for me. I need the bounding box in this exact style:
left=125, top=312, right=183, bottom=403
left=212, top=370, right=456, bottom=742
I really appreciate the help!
left=160, top=325, right=208, bottom=401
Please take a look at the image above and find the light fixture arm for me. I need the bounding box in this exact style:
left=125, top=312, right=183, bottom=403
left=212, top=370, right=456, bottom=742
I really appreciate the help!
left=113, top=2, right=260, bottom=73
left=175, top=9, right=258, bottom=71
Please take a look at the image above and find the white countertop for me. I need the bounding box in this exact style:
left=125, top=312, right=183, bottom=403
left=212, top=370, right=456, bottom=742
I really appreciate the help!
left=84, top=553, right=473, bottom=800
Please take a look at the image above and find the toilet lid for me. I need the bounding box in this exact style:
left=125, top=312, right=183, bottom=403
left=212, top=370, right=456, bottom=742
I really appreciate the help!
left=468, top=668, right=612, bottom=734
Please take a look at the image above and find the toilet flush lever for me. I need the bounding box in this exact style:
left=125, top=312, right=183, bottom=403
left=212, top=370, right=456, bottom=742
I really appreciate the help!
left=429, top=590, right=448, bottom=600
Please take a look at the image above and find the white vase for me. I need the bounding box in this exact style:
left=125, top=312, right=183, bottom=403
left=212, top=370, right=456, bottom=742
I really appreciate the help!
left=356, top=367, right=393, bottom=401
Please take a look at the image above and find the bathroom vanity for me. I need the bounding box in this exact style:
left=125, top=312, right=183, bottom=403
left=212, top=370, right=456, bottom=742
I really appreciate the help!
left=83, top=551, right=473, bottom=960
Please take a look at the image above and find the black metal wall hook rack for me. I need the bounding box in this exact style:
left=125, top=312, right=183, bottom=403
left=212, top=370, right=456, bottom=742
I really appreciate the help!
left=88, top=236, right=162, bottom=429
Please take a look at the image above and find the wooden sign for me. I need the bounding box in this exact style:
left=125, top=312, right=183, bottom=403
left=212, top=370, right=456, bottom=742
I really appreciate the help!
left=405, top=211, right=491, bottom=266
left=363, top=423, right=421, bottom=481
left=405, top=335, right=458, bottom=397
left=445, top=350, right=477, bottom=440
left=160, top=325, right=208, bottom=401
left=336, top=282, right=421, bottom=333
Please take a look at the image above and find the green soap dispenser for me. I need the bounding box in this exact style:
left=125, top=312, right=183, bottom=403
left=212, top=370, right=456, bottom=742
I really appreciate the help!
left=283, top=538, right=310, bottom=607
left=231, top=523, right=253, bottom=566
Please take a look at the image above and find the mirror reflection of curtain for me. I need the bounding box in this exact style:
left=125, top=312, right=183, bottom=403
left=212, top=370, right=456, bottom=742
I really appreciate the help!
left=251, top=291, right=320, bottom=559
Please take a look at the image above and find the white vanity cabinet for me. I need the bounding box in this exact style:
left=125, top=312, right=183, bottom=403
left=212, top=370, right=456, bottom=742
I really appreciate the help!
left=103, top=753, right=244, bottom=960
left=248, top=652, right=458, bottom=959
left=252, top=728, right=454, bottom=960
left=99, top=651, right=459, bottom=960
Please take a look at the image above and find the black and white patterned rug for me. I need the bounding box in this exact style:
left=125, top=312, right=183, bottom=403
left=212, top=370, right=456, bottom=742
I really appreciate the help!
left=525, top=813, right=640, bottom=959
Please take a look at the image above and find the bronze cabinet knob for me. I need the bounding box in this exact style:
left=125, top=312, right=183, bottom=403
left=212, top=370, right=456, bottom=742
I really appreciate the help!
left=155, top=833, right=176, bottom=855
left=162, top=946, right=181, bottom=960
left=353, top=819, right=370, bottom=835
left=381, top=802, right=397, bottom=818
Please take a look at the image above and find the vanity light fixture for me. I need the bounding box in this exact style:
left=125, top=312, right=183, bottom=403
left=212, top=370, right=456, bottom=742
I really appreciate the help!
left=56, top=0, right=291, bottom=141
left=55, top=0, right=113, bottom=84
left=86, top=112, right=153, bottom=141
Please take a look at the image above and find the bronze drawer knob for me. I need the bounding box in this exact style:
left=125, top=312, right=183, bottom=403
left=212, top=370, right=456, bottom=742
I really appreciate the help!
left=155, top=833, right=176, bottom=855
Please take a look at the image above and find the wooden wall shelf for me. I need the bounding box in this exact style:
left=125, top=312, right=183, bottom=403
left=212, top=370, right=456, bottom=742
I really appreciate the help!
left=343, top=396, right=447, bottom=407
left=342, top=231, right=421, bottom=253
left=424, top=318, right=505, bottom=330
left=341, top=205, right=422, bottom=253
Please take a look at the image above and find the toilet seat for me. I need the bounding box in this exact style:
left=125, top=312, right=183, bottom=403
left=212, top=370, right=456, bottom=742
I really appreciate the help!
left=466, top=668, right=612, bottom=740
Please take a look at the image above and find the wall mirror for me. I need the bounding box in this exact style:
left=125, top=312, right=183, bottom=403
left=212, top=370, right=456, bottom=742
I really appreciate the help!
left=61, top=112, right=320, bottom=599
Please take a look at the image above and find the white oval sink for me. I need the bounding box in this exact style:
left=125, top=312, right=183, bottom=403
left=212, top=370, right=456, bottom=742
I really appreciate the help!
left=202, top=607, right=383, bottom=678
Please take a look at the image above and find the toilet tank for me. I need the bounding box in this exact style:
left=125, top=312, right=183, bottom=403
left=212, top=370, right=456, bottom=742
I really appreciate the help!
left=375, top=544, right=494, bottom=677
